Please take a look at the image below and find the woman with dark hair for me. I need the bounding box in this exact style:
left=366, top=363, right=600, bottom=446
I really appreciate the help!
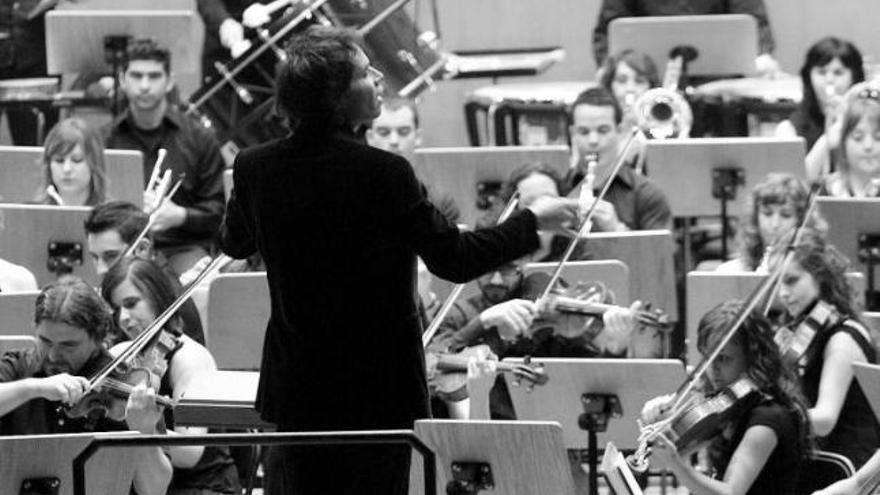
left=642, top=300, right=809, bottom=494
left=775, top=234, right=880, bottom=468
left=717, top=173, right=827, bottom=273
left=599, top=49, right=661, bottom=135
left=776, top=37, right=864, bottom=179
left=36, top=117, right=108, bottom=206
left=101, top=257, right=241, bottom=495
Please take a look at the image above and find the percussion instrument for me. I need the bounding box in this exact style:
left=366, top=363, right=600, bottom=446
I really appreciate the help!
left=693, top=75, right=802, bottom=136
left=465, top=81, right=596, bottom=146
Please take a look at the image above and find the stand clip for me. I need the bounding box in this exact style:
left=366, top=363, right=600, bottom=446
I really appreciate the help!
left=20, top=477, right=60, bottom=495
left=446, top=461, right=494, bottom=495
left=578, top=393, right=623, bottom=433
left=47, top=241, right=83, bottom=276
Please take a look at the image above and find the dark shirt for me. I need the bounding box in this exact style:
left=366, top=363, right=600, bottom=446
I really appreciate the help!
left=105, top=107, right=225, bottom=250
left=592, top=0, right=775, bottom=65
left=787, top=107, right=824, bottom=152
left=708, top=399, right=804, bottom=495
left=0, top=348, right=129, bottom=435
left=563, top=163, right=672, bottom=231
left=0, top=0, right=47, bottom=77
left=801, top=314, right=880, bottom=468
left=196, top=0, right=254, bottom=78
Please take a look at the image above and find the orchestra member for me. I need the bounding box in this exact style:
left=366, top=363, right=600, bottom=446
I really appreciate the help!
left=641, top=300, right=808, bottom=495
left=598, top=49, right=660, bottom=136
left=717, top=173, right=826, bottom=273
left=776, top=234, right=880, bottom=467
left=565, top=87, right=672, bottom=231
left=84, top=201, right=205, bottom=345
left=0, top=277, right=172, bottom=495
left=105, top=39, right=225, bottom=277
left=220, top=25, right=579, bottom=495
left=823, top=83, right=880, bottom=197
left=591, top=0, right=778, bottom=75
left=101, top=257, right=240, bottom=494
left=36, top=118, right=107, bottom=207
left=776, top=37, right=864, bottom=180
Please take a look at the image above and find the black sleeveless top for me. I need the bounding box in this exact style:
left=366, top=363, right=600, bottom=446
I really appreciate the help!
left=160, top=342, right=242, bottom=493
left=801, top=313, right=880, bottom=468
left=708, top=398, right=805, bottom=495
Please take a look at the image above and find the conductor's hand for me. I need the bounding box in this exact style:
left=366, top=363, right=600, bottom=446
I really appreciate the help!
left=526, top=196, right=580, bottom=234
left=37, top=374, right=90, bottom=404
left=479, top=299, right=537, bottom=341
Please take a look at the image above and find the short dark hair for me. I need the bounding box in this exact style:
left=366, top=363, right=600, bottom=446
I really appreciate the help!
left=123, top=38, right=171, bottom=74
left=35, top=276, right=112, bottom=342
left=799, top=37, right=864, bottom=125
left=84, top=201, right=150, bottom=244
left=571, top=86, right=622, bottom=125
left=275, top=26, right=360, bottom=130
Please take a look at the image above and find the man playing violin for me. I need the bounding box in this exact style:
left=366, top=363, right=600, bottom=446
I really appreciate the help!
left=0, top=277, right=172, bottom=495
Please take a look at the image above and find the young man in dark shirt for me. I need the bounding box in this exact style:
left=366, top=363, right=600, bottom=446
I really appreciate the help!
left=105, top=39, right=225, bottom=277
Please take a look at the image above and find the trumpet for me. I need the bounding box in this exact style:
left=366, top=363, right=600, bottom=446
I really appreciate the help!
left=633, top=47, right=694, bottom=139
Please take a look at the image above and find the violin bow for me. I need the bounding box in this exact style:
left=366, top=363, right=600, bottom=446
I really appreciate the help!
left=535, top=127, right=641, bottom=306
left=421, top=192, right=522, bottom=348
left=85, top=254, right=233, bottom=393
left=120, top=177, right=184, bottom=262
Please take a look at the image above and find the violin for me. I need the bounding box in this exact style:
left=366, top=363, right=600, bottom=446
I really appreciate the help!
left=773, top=300, right=839, bottom=370
left=426, top=345, right=548, bottom=403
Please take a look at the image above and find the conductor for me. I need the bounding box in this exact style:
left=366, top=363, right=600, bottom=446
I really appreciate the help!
left=219, top=26, right=580, bottom=494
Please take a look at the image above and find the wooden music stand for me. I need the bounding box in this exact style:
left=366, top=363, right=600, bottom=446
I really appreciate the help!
left=206, top=273, right=270, bottom=371
left=0, top=146, right=143, bottom=207
left=0, top=432, right=138, bottom=495
left=45, top=10, right=200, bottom=76
left=0, top=291, right=39, bottom=337
left=503, top=358, right=686, bottom=494
left=686, top=271, right=865, bottom=364
left=0, top=204, right=98, bottom=287
left=412, top=146, right=569, bottom=228
left=608, top=14, right=758, bottom=78
left=431, top=259, right=630, bottom=309
left=410, top=419, right=576, bottom=495
left=176, top=369, right=271, bottom=430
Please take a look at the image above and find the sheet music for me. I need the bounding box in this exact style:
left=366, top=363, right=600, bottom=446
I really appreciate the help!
left=602, top=442, right=644, bottom=495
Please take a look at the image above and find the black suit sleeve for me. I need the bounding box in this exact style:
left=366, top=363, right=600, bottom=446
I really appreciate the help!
left=220, top=156, right=257, bottom=259
left=197, top=0, right=232, bottom=34
left=388, top=156, right=540, bottom=283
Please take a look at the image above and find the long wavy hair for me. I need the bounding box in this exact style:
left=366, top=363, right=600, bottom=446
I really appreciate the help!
left=737, top=173, right=827, bottom=270
left=790, top=232, right=859, bottom=318
left=697, top=300, right=811, bottom=455
left=100, top=257, right=184, bottom=338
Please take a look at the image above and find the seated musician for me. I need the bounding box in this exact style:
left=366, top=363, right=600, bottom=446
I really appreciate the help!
left=84, top=201, right=205, bottom=345
left=776, top=233, right=880, bottom=468
left=821, top=83, right=880, bottom=197
left=0, top=277, right=172, bottom=495
left=716, top=173, right=827, bottom=273
left=105, top=39, right=225, bottom=278
left=641, top=300, right=808, bottom=495
left=775, top=37, right=864, bottom=180
left=598, top=49, right=660, bottom=137
left=100, top=258, right=241, bottom=494
left=564, top=87, right=672, bottom=231
left=34, top=118, right=107, bottom=207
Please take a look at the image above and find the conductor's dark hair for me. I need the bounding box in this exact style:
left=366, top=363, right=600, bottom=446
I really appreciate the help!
left=123, top=38, right=171, bottom=74
left=84, top=201, right=150, bottom=244
left=35, top=277, right=112, bottom=342
left=275, top=26, right=361, bottom=131
left=570, top=86, right=623, bottom=125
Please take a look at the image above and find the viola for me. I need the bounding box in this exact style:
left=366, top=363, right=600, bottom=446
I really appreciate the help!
left=426, top=345, right=548, bottom=403
left=773, top=300, right=838, bottom=369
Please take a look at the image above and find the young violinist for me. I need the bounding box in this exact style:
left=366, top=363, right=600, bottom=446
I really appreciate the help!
left=0, top=277, right=172, bottom=495
left=100, top=257, right=241, bottom=495
left=642, top=300, right=809, bottom=495
left=776, top=233, right=880, bottom=468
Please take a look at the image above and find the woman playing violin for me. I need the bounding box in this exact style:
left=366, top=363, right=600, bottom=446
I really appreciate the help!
left=0, top=277, right=172, bottom=495
left=776, top=233, right=880, bottom=468
left=643, top=300, right=808, bottom=495
left=101, top=258, right=241, bottom=495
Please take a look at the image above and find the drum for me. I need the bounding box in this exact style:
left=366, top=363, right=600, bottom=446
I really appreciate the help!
left=693, top=75, right=802, bottom=137
left=465, top=81, right=596, bottom=146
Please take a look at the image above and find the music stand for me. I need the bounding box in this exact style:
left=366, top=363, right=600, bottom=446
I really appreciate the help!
left=608, top=14, right=758, bottom=78
left=645, top=137, right=805, bottom=266
left=412, top=419, right=576, bottom=495
left=503, top=358, right=686, bottom=494
left=817, top=198, right=880, bottom=310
